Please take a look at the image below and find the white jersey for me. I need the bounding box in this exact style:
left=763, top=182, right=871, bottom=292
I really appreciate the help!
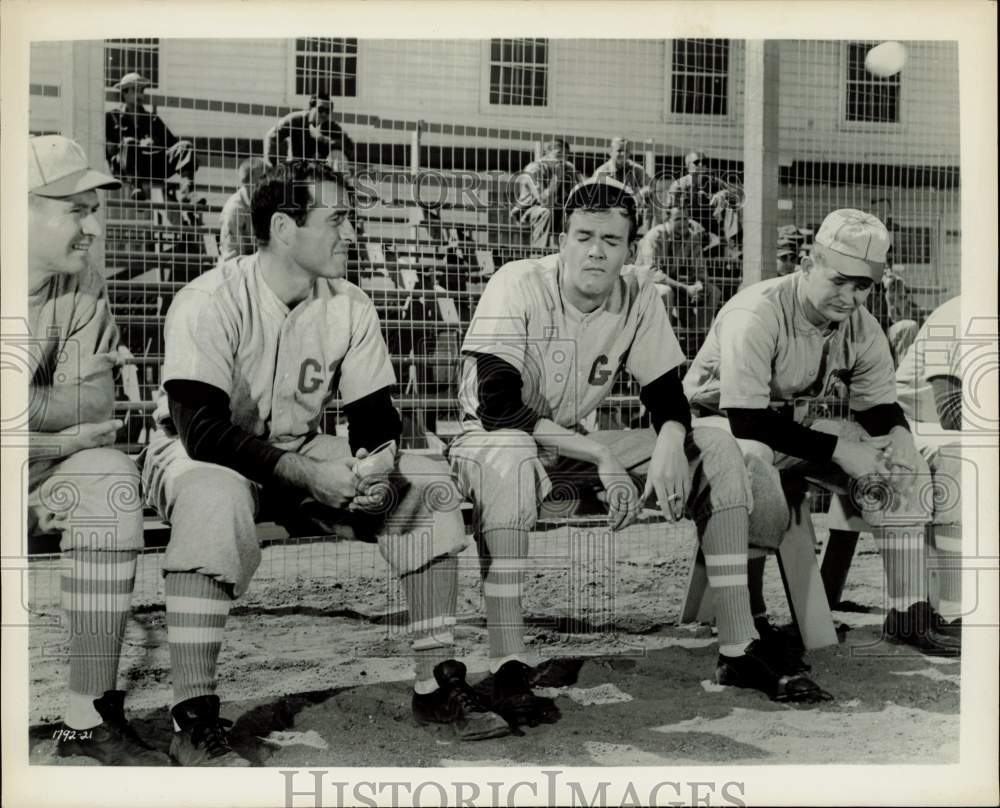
left=896, top=296, right=962, bottom=424
left=155, top=253, right=396, bottom=451
left=459, top=253, right=685, bottom=430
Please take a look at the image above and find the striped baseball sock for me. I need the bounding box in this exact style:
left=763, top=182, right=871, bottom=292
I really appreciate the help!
left=62, top=549, right=138, bottom=729
left=699, top=507, right=757, bottom=656
left=877, top=524, right=929, bottom=611
left=401, top=554, right=459, bottom=693
left=165, top=572, right=233, bottom=706
left=747, top=548, right=769, bottom=618
left=481, top=528, right=530, bottom=673
left=930, top=525, right=962, bottom=620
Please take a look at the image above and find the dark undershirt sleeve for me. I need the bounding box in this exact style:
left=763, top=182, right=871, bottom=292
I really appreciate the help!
left=851, top=402, right=910, bottom=436
left=639, top=368, right=692, bottom=434
left=342, top=386, right=403, bottom=454
left=165, top=379, right=287, bottom=485
left=727, top=407, right=839, bottom=464
left=473, top=353, right=541, bottom=432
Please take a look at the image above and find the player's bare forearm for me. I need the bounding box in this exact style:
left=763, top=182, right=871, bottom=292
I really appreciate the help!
left=29, top=378, right=114, bottom=432
left=533, top=418, right=612, bottom=466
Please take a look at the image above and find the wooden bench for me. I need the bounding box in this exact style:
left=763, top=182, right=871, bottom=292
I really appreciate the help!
left=680, top=476, right=871, bottom=650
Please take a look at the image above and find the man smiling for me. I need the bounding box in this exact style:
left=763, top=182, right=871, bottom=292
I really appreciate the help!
left=684, top=208, right=960, bottom=657
left=27, top=135, right=168, bottom=765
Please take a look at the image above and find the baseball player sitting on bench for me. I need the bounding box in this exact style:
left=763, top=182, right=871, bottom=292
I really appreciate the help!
left=448, top=177, right=831, bottom=718
left=683, top=208, right=961, bottom=658
left=27, top=136, right=169, bottom=765
left=143, top=160, right=510, bottom=766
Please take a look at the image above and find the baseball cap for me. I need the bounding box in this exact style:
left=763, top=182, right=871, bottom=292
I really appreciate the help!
left=29, top=135, right=121, bottom=198
left=813, top=208, right=890, bottom=280
left=112, top=72, right=152, bottom=91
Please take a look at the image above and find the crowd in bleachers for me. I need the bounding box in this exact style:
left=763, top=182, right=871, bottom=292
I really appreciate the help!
left=101, top=72, right=932, bottom=453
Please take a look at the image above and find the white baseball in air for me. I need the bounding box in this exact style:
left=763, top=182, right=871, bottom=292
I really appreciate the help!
left=865, top=41, right=908, bottom=78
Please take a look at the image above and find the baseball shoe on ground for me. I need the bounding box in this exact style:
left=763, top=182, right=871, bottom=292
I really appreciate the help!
left=883, top=601, right=961, bottom=657
left=412, top=660, right=510, bottom=741
left=170, top=695, right=250, bottom=766
left=55, top=690, right=170, bottom=765
left=485, top=660, right=561, bottom=733
left=754, top=616, right=810, bottom=673
left=937, top=617, right=962, bottom=640
left=716, top=640, right=833, bottom=703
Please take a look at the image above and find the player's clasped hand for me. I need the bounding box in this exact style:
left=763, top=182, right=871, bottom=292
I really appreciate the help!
left=349, top=447, right=395, bottom=515
left=306, top=456, right=359, bottom=510
left=831, top=435, right=893, bottom=482
left=597, top=453, right=641, bottom=531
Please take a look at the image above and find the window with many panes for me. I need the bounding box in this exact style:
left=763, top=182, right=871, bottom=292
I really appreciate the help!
left=295, top=38, right=358, bottom=97
left=489, top=39, right=548, bottom=107
left=671, top=39, right=729, bottom=116
left=105, top=39, right=160, bottom=87
left=845, top=42, right=900, bottom=123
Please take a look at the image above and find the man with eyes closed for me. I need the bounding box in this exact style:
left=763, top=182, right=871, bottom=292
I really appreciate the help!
left=448, top=178, right=831, bottom=729
left=684, top=208, right=961, bottom=659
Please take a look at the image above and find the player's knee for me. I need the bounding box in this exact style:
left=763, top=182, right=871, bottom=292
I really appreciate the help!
left=737, top=437, right=775, bottom=466
left=689, top=426, right=752, bottom=515
left=397, top=453, right=465, bottom=513
left=171, top=467, right=256, bottom=526
left=746, top=455, right=789, bottom=549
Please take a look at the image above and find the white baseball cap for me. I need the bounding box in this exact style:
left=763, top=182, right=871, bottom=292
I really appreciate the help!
left=29, top=135, right=121, bottom=198
left=813, top=208, right=891, bottom=281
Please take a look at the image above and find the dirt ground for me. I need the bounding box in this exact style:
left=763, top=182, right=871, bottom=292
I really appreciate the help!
left=26, top=514, right=960, bottom=767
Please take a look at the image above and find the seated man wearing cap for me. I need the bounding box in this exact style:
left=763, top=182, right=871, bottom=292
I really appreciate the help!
left=27, top=136, right=169, bottom=764
left=263, top=92, right=355, bottom=170
left=449, top=177, right=831, bottom=726
left=684, top=208, right=961, bottom=657
left=105, top=72, right=198, bottom=200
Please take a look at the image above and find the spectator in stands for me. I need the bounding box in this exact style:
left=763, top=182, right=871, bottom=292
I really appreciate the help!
left=667, top=151, right=742, bottom=253
left=894, top=295, right=964, bottom=634
left=636, top=207, right=722, bottom=356
left=883, top=265, right=933, bottom=366
left=105, top=72, right=198, bottom=200
left=776, top=244, right=798, bottom=276
left=27, top=135, right=168, bottom=765
left=591, top=137, right=653, bottom=231
left=219, top=157, right=267, bottom=260
left=510, top=138, right=582, bottom=248
left=263, top=92, right=355, bottom=170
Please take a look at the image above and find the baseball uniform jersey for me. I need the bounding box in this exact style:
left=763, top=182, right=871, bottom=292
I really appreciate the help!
left=459, top=253, right=686, bottom=430
left=28, top=266, right=119, bottom=422
left=896, top=296, right=962, bottom=424
left=154, top=253, right=396, bottom=451
left=683, top=272, right=897, bottom=417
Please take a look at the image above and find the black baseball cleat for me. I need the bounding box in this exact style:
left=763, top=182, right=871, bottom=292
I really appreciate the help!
left=716, top=640, right=833, bottom=703
left=883, top=601, right=961, bottom=657
left=488, top=660, right=561, bottom=733
left=55, top=690, right=170, bottom=765
left=754, top=616, right=810, bottom=674
left=170, top=695, right=250, bottom=766
left=937, top=616, right=962, bottom=641
left=412, top=660, right=510, bottom=741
